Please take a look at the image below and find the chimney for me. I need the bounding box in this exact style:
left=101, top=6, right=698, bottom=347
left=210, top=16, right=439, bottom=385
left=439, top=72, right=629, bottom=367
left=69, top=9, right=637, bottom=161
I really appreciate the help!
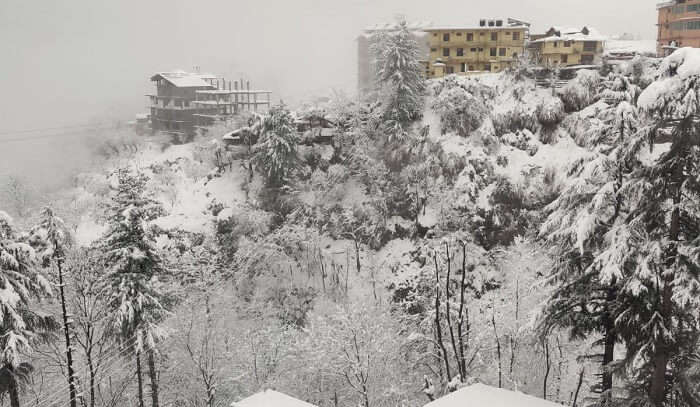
left=480, top=19, right=486, bottom=27
left=496, top=20, right=503, bottom=27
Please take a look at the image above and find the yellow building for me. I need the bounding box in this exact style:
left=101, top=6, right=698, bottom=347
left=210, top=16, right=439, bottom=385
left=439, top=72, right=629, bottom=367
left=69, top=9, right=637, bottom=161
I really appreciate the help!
left=530, top=27, right=606, bottom=67
left=424, top=18, right=530, bottom=78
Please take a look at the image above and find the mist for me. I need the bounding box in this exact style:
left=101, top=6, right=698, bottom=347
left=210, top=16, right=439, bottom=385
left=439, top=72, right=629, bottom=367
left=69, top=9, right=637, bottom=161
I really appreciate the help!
left=0, top=0, right=657, bottom=187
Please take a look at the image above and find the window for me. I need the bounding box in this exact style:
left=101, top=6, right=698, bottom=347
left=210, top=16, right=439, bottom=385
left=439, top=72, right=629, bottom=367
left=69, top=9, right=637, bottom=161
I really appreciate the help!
left=484, top=63, right=492, bottom=71
left=581, top=55, right=594, bottom=64
left=553, top=41, right=558, bottom=47
left=491, top=32, right=498, bottom=41
left=468, top=65, right=474, bottom=71
left=456, top=32, right=462, bottom=36
left=443, top=48, right=450, bottom=57
left=446, top=66, right=455, bottom=74
left=480, top=32, right=485, bottom=36
left=461, top=63, right=466, bottom=72
left=433, top=33, right=438, bottom=37
left=499, top=48, right=506, bottom=56
left=467, top=33, right=474, bottom=41
left=564, top=41, right=572, bottom=47
left=513, top=52, right=518, bottom=59
left=431, top=48, right=437, bottom=52
left=513, top=32, right=520, bottom=40
left=506, top=31, right=511, bottom=35
left=443, top=33, right=450, bottom=42
left=470, top=48, right=477, bottom=52
left=490, top=47, right=497, bottom=57
left=583, top=41, right=597, bottom=51
left=561, top=54, right=568, bottom=63
left=478, top=47, right=484, bottom=52
left=457, top=48, right=464, bottom=56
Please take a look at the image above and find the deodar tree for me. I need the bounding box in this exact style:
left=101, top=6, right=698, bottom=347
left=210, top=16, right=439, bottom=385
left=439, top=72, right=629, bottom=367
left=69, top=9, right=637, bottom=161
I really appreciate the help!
left=100, top=168, right=169, bottom=407
left=538, top=101, right=640, bottom=400
left=613, top=48, right=700, bottom=407
left=0, top=210, right=56, bottom=407
left=371, top=21, right=426, bottom=140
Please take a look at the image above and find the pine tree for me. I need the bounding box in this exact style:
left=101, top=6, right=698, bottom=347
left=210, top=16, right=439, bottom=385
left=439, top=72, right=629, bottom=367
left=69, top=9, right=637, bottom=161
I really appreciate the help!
left=371, top=21, right=426, bottom=139
left=539, top=101, right=641, bottom=399
left=100, top=168, right=168, bottom=407
left=0, top=210, right=56, bottom=407
left=612, top=52, right=700, bottom=406
left=252, top=104, right=299, bottom=187
left=28, top=207, right=78, bottom=407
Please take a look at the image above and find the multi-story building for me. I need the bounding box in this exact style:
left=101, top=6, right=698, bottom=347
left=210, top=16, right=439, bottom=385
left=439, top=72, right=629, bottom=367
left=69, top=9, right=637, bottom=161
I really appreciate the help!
left=657, top=0, right=700, bottom=56
left=148, top=71, right=271, bottom=137
left=529, top=27, right=605, bottom=67
left=357, top=21, right=432, bottom=93
left=423, top=18, right=530, bottom=78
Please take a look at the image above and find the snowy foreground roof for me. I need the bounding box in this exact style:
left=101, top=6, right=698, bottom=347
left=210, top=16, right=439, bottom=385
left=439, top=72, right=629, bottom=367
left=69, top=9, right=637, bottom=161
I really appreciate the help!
left=425, top=384, right=565, bottom=407
left=231, top=390, right=318, bottom=407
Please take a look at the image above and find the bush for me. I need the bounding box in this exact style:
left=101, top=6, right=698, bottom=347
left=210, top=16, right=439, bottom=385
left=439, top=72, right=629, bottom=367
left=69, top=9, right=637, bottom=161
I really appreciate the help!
left=535, top=97, right=566, bottom=128
left=431, top=77, right=495, bottom=137
left=492, top=105, right=539, bottom=137
left=558, top=69, right=601, bottom=112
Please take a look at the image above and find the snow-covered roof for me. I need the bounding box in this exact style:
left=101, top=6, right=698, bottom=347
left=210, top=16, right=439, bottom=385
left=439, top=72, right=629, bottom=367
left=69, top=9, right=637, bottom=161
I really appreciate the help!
left=231, top=390, right=317, bottom=407
left=150, top=71, right=216, bottom=88
left=425, top=384, right=566, bottom=407
left=424, top=18, right=529, bottom=31
left=532, top=27, right=606, bottom=43
left=605, top=40, right=657, bottom=56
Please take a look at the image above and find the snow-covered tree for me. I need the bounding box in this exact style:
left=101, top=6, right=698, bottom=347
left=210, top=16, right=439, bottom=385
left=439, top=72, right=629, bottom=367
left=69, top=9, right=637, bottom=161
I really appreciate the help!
left=431, top=77, right=493, bottom=137
left=610, top=48, right=700, bottom=406
left=372, top=21, right=426, bottom=138
left=558, top=70, right=601, bottom=112
left=538, top=99, right=642, bottom=399
left=100, top=168, right=169, bottom=407
left=28, top=207, right=79, bottom=407
left=253, top=104, right=299, bottom=187
left=0, top=210, right=55, bottom=407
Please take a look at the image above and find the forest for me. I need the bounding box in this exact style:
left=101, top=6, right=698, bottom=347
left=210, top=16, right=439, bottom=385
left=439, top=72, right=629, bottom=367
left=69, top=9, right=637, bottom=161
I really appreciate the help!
left=1, top=22, right=700, bottom=407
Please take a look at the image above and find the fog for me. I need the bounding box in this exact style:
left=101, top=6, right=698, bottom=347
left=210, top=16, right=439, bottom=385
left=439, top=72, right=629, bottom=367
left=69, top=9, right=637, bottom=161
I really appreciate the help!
left=0, top=0, right=657, bottom=188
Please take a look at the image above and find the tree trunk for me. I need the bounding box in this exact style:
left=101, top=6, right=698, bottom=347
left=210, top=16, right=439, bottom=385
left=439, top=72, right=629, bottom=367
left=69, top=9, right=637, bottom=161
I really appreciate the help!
left=58, top=259, right=78, bottom=407
left=148, top=351, right=159, bottom=407
left=8, top=369, right=20, bottom=407
left=601, top=284, right=617, bottom=397
left=136, top=352, right=145, bottom=407
left=433, top=255, right=452, bottom=382
left=543, top=338, right=551, bottom=400
left=87, top=349, right=96, bottom=407
left=650, top=174, right=682, bottom=406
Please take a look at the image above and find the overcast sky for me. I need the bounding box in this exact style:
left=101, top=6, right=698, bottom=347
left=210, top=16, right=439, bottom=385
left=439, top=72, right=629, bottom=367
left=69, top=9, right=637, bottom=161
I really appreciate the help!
left=0, top=0, right=659, bottom=131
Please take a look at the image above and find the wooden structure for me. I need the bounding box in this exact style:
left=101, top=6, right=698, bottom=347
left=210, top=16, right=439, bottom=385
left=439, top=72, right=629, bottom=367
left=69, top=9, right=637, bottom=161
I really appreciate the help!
left=147, top=71, right=271, bottom=137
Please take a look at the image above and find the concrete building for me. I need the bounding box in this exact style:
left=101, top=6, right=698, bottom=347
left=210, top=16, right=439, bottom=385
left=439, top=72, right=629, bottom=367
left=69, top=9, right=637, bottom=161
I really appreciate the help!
left=147, top=71, right=271, bottom=137
left=357, top=21, right=432, bottom=93
left=530, top=26, right=606, bottom=67
left=423, top=18, right=530, bottom=78
left=657, top=0, right=700, bottom=56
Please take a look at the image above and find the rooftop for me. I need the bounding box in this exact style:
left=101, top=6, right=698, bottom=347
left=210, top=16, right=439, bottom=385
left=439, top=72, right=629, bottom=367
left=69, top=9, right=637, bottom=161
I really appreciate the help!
left=532, top=26, right=606, bottom=43
left=364, top=21, right=433, bottom=32
left=425, top=383, right=566, bottom=407
left=231, top=390, right=317, bottom=407
left=150, top=71, right=216, bottom=88
left=423, top=18, right=530, bottom=31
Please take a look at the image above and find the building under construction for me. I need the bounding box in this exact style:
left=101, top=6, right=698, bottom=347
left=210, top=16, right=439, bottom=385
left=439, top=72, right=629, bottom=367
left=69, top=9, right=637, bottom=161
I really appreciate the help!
left=147, top=71, right=272, bottom=137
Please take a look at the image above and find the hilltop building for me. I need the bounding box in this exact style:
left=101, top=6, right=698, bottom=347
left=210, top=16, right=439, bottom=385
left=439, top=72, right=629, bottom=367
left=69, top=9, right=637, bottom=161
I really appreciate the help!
left=424, top=18, right=530, bottom=78
left=529, top=26, right=606, bottom=67
left=657, top=0, right=700, bottom=56
left=357, top=21, right=432, bottom=93
left=148, top=71, right=271, bottom=137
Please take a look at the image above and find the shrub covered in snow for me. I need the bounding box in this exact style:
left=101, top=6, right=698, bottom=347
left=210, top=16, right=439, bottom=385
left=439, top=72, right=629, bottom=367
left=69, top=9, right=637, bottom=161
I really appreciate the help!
left=558, top=69, right=601, bottom=112
left=491, top=104, right=539, bottom=137
left=535, top=97, right=566, bottom=129
left=431, top=77, right=494, bottom=137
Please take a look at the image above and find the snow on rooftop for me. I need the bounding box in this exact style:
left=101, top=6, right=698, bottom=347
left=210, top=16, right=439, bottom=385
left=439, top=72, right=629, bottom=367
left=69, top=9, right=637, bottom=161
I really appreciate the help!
left=605, top=40, right=657, bottom=56
left=425, top=383, right=566, bottom=407
left=364, top=21, right=433, bottom=32
left=151, top=71, right=216, bottom=88
left=424, top=18, right=529, bottom=31
left=231, top=390, right=317, bottom=407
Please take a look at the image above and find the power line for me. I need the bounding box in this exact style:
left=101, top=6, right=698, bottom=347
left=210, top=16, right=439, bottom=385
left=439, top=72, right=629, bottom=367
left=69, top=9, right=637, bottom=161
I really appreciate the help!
left=0, top=123, right=112, bottom=137
left=0, top=125, right=120, bottom=145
